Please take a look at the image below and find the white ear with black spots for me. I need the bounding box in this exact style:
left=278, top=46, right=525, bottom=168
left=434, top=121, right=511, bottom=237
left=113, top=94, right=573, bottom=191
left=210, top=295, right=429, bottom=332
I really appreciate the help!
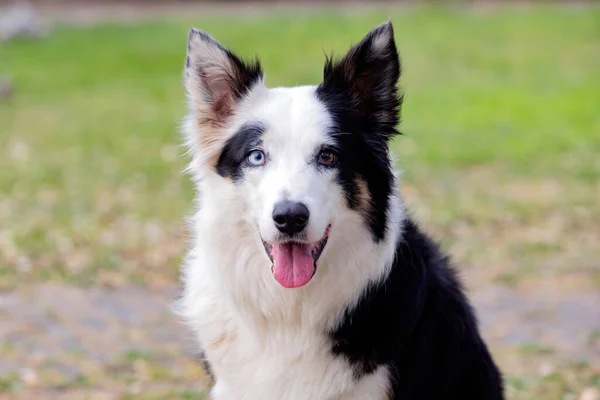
left=184, top=28, right=264, bottom=127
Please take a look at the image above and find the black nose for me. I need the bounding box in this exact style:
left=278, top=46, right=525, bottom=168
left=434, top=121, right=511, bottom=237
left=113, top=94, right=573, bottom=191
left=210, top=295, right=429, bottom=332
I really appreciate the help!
left=272, top=201, right=310, bottom=235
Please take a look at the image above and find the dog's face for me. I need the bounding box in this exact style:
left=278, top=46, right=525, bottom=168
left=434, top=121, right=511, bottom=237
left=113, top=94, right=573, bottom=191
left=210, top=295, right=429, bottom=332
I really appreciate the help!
left=184, top=22, right=401, bottom=288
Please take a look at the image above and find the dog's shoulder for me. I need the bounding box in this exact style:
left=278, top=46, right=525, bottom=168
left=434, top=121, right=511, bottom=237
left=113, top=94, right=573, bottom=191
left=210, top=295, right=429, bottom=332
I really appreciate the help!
left=330, top=218, right=504, bottom=399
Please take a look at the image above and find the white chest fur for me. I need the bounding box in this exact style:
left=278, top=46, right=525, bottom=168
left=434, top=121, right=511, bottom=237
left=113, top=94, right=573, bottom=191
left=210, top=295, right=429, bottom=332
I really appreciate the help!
left=180, top=261, right=391, bottom=400
left=176, top=193, right=402, bottom=400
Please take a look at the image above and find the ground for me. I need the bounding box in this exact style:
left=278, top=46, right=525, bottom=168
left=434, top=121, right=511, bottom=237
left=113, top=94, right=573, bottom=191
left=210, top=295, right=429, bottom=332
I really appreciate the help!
left=0, top=3, right=599, bottom=399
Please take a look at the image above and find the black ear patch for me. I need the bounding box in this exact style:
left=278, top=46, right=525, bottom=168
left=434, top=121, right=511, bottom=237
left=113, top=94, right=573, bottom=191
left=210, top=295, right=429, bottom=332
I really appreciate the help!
left=316, top=21, right=402, bottom=241
left=318, top=20, right=402, bottom=140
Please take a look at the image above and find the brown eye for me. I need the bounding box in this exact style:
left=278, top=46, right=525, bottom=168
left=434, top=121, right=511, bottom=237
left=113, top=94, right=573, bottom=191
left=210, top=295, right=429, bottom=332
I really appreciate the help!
left=318, top=150, right=337, bottom=166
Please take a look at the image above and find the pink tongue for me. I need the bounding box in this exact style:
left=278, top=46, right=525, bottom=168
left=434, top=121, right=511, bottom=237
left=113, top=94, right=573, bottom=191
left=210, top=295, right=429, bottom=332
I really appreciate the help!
left=271, top=243, right=315, bottom=288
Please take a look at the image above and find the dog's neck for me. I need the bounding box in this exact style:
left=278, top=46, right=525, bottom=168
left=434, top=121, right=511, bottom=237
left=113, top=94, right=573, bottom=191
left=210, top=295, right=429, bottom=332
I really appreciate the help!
left=188, top=176, right=405, bottom=335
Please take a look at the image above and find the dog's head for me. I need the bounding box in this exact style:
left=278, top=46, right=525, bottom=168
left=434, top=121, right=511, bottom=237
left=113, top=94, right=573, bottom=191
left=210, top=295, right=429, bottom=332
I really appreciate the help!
left=183, top=21, right=402, bottom=289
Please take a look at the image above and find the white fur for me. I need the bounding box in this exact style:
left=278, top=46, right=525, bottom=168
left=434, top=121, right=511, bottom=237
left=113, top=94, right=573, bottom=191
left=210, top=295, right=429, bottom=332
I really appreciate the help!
left=177, top=66, right=404, bottom=399
left=371, top=25, right=392, bottom=55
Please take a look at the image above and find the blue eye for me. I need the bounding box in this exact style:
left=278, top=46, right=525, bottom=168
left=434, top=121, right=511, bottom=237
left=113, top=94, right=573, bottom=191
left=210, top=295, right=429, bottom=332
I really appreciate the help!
left=247, top=150, right=266, bottom=166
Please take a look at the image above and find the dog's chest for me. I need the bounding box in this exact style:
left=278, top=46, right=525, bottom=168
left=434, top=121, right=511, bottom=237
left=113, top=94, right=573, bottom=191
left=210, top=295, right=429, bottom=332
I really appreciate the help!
left=195, top=297, right=390, bottom=400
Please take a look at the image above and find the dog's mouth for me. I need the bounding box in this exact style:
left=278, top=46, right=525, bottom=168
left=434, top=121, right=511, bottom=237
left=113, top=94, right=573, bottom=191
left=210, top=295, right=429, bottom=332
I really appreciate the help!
left=262, top=225, right=331, bottom=289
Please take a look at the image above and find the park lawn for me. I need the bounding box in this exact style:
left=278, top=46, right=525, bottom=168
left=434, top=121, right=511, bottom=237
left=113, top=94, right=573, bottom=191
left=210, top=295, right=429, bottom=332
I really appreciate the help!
left=0, top=4, right=599, bottom=399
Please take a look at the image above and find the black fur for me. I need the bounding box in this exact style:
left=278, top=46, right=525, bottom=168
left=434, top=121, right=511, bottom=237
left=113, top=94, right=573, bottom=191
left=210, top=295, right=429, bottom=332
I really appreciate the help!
left=196, top=350, right=214, bottom=383
left=316, top=21, right=504, bottom=399
left=316, top=21, right=402, bottom=242
left=216, top=122, right=266, bottom=181
left=330, top=219, right=504, bottom=399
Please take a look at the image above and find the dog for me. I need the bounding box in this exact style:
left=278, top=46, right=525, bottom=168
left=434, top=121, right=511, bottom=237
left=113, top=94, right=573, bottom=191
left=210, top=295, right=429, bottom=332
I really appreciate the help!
left=176, top=21, right=504, bottom=400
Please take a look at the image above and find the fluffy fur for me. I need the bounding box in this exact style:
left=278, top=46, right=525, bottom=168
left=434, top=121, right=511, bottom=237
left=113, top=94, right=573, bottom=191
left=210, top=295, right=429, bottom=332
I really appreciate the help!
left=176, top=21, right=504, bottom=399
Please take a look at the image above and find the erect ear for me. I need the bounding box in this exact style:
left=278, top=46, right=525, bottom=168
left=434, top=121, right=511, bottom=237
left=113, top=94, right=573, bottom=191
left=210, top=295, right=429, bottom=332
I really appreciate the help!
left=318, top=20, right=401, bottom=139
left=184, top=27, right=264, bottom=129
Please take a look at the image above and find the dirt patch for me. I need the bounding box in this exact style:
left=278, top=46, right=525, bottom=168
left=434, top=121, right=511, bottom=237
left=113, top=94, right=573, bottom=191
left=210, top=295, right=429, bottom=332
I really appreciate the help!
left=1, top=282, right=599, bottom=397
left=0, top=283, right=208, bottom=398
left=473, top=284, right=600, bottom=364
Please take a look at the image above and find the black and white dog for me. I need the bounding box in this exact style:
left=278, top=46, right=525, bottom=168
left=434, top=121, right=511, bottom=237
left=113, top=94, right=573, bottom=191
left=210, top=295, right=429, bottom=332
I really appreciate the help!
left=177, top=21, right=504, bottom=399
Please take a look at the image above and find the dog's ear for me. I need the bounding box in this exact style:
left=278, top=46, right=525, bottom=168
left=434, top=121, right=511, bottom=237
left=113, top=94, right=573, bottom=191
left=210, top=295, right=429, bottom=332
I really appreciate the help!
left=184, top=27, right=264, bottom=129
left=319, top=20, right=401, bottom=139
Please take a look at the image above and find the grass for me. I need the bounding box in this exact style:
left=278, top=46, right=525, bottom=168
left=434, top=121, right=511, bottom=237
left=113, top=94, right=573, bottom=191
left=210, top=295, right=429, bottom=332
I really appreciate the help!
left=1, top=5, right=599, bottom=288
left=1, top=4, right=599, bottom=399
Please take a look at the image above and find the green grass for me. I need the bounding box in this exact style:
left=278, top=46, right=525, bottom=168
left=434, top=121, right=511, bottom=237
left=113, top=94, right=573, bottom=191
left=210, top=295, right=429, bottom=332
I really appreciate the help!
left=1, top=4, right=599, bottom=399
left=1, top=5, right=598, bottom=287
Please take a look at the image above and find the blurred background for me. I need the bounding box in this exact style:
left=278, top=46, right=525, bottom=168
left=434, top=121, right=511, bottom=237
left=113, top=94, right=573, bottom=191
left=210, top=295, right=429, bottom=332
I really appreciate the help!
left=1, top=0, right=599, bottom=399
